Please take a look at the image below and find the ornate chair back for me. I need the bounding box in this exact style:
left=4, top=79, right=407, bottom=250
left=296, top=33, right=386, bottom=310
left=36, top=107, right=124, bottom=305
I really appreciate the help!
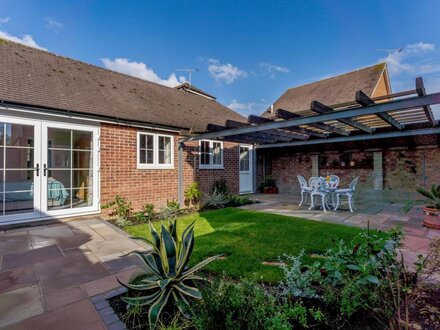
left=297, top=175, right=308, bottom=189
left=349, top=176, right=360, bottom=191
left=327, top=175, right=340, bottom=189
left=309, top=177, right=323, bottom=192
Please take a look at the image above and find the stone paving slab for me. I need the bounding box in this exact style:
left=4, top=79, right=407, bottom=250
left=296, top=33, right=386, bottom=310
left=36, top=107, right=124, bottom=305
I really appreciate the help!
left=0, top=217, right=148, bottom=328
left=0, top=284, right=44, bottom=328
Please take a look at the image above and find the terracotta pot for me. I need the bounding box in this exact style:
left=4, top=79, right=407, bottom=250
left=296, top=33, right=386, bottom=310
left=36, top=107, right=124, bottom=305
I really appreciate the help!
left=423, top=206, right=440, bottom=230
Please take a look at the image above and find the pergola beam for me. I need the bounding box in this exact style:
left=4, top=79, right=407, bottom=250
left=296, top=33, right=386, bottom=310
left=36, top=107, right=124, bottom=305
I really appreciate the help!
left=248, top=115, right=328, bottom=138
left=355, top=90, right=403, bottom=130
left=180, top=92, right=440, bottom=142
left=207, top=124, right=276, bottom=143
left=225, top=119, right=308, bottom=141
left=275, top=108, right=350, bottom=136
left=310, top=100, right=375, bottom=133
left=256, top=127, right=440, bottom=149
left=416, top=77, right=437, bottom=127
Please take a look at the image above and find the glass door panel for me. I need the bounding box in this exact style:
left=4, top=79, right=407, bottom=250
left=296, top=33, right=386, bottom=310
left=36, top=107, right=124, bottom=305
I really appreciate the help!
left=45, top=126, right=94, bottom=212
left=0, top=120, right=40, bottom=221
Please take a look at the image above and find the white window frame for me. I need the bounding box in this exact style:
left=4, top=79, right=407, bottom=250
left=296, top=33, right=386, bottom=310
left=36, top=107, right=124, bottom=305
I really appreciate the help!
left=137, top=132, right=174, bottom=169
left=199, top=140, right=224, bottom=169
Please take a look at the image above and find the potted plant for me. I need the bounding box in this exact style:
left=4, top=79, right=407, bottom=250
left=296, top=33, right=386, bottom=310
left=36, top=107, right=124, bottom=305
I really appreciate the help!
left=407, top=185, right=440, bottom=229
left=259, top=176, right=278, bottom=194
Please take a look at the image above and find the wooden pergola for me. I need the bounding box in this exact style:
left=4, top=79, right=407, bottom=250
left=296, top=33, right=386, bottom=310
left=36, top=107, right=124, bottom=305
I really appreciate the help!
left=180, top=77, right=440, bottom=148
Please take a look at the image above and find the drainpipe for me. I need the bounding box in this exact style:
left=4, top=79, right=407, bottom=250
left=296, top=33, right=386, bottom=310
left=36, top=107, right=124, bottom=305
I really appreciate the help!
left=178, top=142, right=184, bottom=207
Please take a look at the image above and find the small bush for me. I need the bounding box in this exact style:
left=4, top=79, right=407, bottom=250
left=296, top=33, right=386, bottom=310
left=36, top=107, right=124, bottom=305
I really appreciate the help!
left=227, top=195, right=254, bottom=207
left=184, top=182, right=202, bottom=207
left=101, top=195, right=133, bottom=223
left=211, top=179, right=229, bottom=195
left=203, top=188, right=230, bottom=209
left=160, top=199, right=181, bottom=220
left=134, top=203, right=155, bottom=223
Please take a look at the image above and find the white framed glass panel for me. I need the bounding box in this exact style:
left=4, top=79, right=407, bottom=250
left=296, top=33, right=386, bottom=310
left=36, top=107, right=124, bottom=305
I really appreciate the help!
left=158, top=135, right=172, bottom=165
left=212, top=142, right=222, bottom=166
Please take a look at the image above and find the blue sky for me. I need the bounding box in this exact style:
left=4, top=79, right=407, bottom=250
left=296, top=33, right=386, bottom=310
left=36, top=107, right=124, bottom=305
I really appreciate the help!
left=1, top=0, right=440, bottom=117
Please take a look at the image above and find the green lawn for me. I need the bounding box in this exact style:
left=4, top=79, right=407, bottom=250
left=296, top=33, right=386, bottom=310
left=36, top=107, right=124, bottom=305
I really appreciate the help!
left=125, top=208, right=363, bottom=283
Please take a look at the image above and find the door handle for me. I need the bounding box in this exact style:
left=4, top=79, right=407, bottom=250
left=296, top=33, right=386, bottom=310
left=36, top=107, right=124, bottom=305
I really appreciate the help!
left=43, top=164, right=47, bottom=176
left=35, top=163, right=40, bottom=176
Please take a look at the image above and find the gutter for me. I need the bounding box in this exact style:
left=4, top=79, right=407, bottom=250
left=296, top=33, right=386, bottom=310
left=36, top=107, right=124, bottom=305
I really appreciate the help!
left=0, top=100, right=188, bottom=134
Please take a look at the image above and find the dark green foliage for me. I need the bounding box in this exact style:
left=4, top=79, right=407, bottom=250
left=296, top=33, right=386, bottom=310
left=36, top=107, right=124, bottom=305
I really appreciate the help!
left=102, top=195, right=133, bottom=224
left=190, top=278, right=326, bottom=330
left=405, top=184, right=440, bottom=211
left=211, top=179, right=229, bottom=195
left=227, top=195, right=254, bottom=207
left=258, top=176, right=277, bottom=192
left=135, top=203, right=155, bottom=223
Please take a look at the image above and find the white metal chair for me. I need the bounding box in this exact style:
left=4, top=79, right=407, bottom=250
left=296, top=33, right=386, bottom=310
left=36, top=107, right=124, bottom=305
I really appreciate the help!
left=335, top=176, right=359, bottom=213
left=308, top=177, right=328, bottom=212
left=328, top=175, right=340, bottom=189
left=297, top=175, right=312, bottom=206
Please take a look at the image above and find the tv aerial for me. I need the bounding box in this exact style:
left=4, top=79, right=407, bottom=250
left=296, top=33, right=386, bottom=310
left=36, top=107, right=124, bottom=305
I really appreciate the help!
left=175, top=68, right=199, bottom=86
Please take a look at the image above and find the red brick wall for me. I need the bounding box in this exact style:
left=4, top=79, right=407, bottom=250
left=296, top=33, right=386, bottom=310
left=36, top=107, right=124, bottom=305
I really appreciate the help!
left=261, top=144, right=440, bottom=196
left=100, top=123, right=240, bottom=215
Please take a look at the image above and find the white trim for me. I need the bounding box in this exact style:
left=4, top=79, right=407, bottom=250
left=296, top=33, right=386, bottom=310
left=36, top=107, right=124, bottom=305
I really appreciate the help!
left=137, top=132, right=175, bottom=170
left=0, top=104, right=182, bottom=133
left=199, top=140, right=224, bottom=169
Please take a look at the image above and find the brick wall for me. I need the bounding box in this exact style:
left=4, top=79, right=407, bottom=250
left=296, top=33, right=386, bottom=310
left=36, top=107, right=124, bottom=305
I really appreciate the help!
left=259, top=143, right=440, bottom=199
left=100, top=123, right=240, bottom=215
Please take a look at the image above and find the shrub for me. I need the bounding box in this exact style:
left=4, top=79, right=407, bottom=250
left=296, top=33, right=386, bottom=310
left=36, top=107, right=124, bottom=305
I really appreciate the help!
left=135, top=203, right=155, bottom=223
left=190, top=278, right=281, bottom=330
left=227, top=195, right=254, bottom=207
left=211, top=179, right=229, bottom=195
left=405, top=184, right=440, bottom=211
left=184, top=182, right=202, bottom=207
left=121, top=219, right=220, bottom=329
left=278, top=251, right=319, bottom=299
left=203, top=188, right=230, bottom=209
left=102, top=195, right=133, bottom=224
left=160, top=199, right=181, bottom=220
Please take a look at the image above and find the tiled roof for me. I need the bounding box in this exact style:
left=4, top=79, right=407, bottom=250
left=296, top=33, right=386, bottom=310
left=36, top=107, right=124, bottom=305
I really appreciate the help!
left=262, top=63, right=386, bottom=117
left=0, top=39, right=245, bottom=132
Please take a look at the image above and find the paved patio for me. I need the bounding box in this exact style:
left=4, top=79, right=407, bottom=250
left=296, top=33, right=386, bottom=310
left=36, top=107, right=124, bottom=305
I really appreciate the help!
left=0, top=217, right=149, bottom=329
left=242, top=193, right=440, bottom=273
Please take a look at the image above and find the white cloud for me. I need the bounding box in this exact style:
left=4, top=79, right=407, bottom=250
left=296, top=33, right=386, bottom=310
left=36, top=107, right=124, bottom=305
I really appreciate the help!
left=260, top=62, right=289, bottom=78
left=46, top=18, right=63, bottom=34
left=228, top=99, right=268, bottom=117
left=208, top=59, right=247, bottom=84
left=0, top=17, right=10, bottom=25
left=380, top=42, right=440, bottom=75
left=101, top=58, right=186, bottom=87
left=0, top=30, right=46, bottom=50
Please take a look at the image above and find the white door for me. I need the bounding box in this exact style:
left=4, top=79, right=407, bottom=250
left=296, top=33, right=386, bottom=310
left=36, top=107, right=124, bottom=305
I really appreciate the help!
left=0, top=116, right=99, bottom=225
left=0, top=117, right=42, bottom=224
left=239, top=145, right=253, bottom=194
left=41, top=123, right=99, bottom=217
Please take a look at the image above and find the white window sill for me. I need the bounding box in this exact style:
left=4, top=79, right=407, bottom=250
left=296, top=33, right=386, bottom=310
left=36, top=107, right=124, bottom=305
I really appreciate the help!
left=199, top=165, right=224, bottom=170
left=137, top=164, right=175, bottom=170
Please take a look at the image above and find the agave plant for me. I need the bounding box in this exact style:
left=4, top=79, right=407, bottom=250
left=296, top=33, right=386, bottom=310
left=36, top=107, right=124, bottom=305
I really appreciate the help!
left=405, top=185, right=440, bottom=212
left=119, top=219, right=220, bottom=329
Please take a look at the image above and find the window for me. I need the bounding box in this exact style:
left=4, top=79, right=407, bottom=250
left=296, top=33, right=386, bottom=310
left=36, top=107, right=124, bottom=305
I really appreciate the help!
left=199, top=140, right=223, bottom=169
left=137, top=132, right=174, bottom=169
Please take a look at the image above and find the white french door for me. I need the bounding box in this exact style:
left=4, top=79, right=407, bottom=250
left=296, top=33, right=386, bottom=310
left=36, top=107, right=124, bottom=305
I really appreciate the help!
left=239, top=145, right=253, bottom=194
left=0, top=116, right=99, bottom=225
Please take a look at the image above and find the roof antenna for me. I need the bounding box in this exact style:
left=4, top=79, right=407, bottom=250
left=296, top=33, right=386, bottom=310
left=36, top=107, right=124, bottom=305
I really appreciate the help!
left=175, top=68, right=199, bottom=88
left=376, top=48, right=403, bottom=57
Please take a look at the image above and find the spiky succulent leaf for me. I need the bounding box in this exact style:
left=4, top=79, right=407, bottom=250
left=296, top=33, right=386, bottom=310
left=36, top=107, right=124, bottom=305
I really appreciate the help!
left=117, top=276, right=159, bottom=291
left=149, top=289, right=172, bottom=330
left=176, top=227, right=195, bottom=275
left=121, top=290, right=162, bottom=307
left=160, top=224, right=177, bottom=276
left=173, top=282, right=202, bottom=299
left=172, top=290, right=191, bottom=318
left=149, top=221, right=161, bottom=249
left=133, top=252, right=164, bottom=278
left=417, top=187, right=435, bottom=201
left=158, top=278, right=172, bottom=290
left=182, top=254, right=221, bottom=279
left=130, top=236, right=159, bottom=252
